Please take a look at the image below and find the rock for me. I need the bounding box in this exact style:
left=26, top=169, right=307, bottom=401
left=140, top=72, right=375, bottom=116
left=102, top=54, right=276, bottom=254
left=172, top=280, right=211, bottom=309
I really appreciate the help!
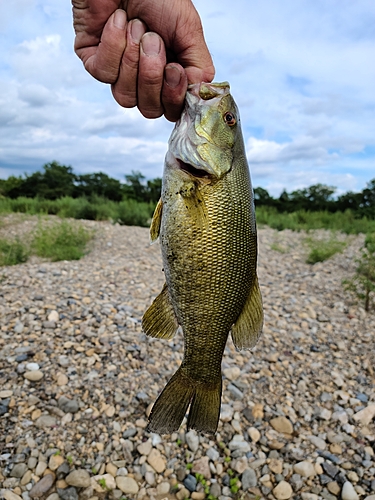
left=156, top=482, right=170, bottom=495
left=48, top=310, right=59, bottom=322
left=48, top=454, right=65, bottom=471
left=116, top=476, right=139, bottom=495
left=58, top=396, right=79, bottom=414
left=29, top=474, right=55, bottom=498
left=35, top=415, right=57, bottom=428
left=56, top=374, right=68, bottom=386
left=272, top=481, right=293, bottom=499
left=24, top=370, right=44, bottom=382
left=0, top=491, right=23, bottom=500
left=137, top=440, right=152, bottom=456
left=252, top=403, right=264, bottom=419
left=207, top=447, right=220, bottom=462
left=10, top=463, right=28, bottom=478
left=147, top=448, right=166, bottom=473
left=93, top=474, right=116, bottom=490
left=223, top=366, right=241, bottom=381
left=341, top=481, right=359, bottom=500
left=248, top=426, right=261, bottom=442
left=56, top=487, right=78, bottom=500
left=301, top=494, right=320, bottom=500
left=327, top=481, right=341, bottom=495
left=65, top=469, right=91, bottom=488
left=270, top=416, right=293, bottom=434
left=293, top=461, right=316, bottom=477
left=228, top=383, right=244, bottom=399
left=242, top=468, right=257, bottom=489
left=220, top=404, right=234, bottom=422
left=26, top=362, right=39, bottom=371
left=353, top=404, right=375, bottom=426
left=192, top=456, right=211, bottom=479
left=322, top=462, right=339, bottom=478
left=184, top=474, right=197, bottom=492
left=185, top=430, right=199, bottom=452
left=308, top=435, right=326, bottom=450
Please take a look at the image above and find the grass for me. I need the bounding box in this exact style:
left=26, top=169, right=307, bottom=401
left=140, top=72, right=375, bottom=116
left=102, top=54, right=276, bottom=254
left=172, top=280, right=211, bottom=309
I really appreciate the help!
left=256, top=206, right=375, bottom=234
left=0, top=237, right=29, bottom=266
left=0, top=196, right=155, bottom=227
left=0, top=218, right=94, bottom=266
left=31, top=219, right=93, bottom=261
left=304, top=234, right=347, bottom=264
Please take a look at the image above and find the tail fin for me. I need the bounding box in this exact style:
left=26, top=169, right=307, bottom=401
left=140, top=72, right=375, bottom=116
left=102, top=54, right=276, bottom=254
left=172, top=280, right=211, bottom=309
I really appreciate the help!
left=147, top=368, right=222, bottom=435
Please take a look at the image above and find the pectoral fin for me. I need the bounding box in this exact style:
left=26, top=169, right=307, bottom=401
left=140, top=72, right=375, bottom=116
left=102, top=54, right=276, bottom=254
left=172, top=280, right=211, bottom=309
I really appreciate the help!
left=142, top=283, right=179, bottom=340
left=150, top=198, right=163, bottom=243
left=231, top=276, right=263, bottom=350
left=179, top=182, right=208, bottom=230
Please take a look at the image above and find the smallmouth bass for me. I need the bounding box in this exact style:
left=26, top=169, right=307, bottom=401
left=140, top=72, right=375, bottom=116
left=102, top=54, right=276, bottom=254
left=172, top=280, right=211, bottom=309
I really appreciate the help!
left=142, top=82, right=263, bottom=434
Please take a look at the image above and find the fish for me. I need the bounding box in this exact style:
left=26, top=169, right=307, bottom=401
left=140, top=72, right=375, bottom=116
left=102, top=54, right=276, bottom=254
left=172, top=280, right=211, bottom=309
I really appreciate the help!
left=142, top=81, right=263, bottom=434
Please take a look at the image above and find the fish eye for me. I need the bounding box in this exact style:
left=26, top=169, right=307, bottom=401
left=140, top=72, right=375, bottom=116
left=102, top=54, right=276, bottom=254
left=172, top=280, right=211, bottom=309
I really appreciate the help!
left=223, top=112, right=236, bottom=127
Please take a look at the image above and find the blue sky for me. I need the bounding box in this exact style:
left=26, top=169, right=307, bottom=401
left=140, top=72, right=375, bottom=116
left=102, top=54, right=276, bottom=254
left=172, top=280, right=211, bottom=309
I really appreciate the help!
left=0, top=0, right=374, bottom=196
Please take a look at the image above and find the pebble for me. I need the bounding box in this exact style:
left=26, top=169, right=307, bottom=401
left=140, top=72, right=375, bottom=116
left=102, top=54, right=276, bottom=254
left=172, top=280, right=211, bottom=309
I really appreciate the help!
left=65, top=469, right=91, bottom=488
left=341, top=481, right=359, bottom=500
left=185, top=430, right=199, bottom=452
left=29, top=474, right=55, bottom=498
left=147, top=448, right=166, bottom=473
left=270, top=416, right=293, bottom=434
left=0, top=220, right=373, bottom=500
left=23, top=370, right=44, bottom=382
left=294, top=461, right=316, bottom=477
left=273, top=480, right=293, bottom=499
left=0, top=492, right=23, bottom=500
left=184, top=474, right=197, bottom=492
left=116, top=476, right=139, bottom=495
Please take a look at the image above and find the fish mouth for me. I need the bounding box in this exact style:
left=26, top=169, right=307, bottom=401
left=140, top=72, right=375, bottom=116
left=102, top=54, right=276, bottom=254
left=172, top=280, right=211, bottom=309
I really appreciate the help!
left=177, top=159, right=211, bottom=179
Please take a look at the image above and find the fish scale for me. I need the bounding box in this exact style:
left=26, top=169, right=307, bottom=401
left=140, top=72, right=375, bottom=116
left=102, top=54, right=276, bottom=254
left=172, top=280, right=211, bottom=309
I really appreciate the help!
left=142, top=82, right=263, bottom=434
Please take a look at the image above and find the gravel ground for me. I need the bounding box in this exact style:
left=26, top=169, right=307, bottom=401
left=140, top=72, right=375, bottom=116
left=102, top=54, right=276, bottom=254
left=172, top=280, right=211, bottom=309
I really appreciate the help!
left=0, top=214, right=374, bottom=500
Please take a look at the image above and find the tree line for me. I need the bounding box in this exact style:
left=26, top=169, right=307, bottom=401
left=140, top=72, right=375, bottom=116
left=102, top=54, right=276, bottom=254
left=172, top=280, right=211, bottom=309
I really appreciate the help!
left=1, top=161, right=374, bottom=218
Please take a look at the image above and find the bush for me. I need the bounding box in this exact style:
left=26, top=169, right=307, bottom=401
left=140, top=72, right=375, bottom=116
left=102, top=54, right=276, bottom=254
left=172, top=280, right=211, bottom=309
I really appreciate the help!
left=115, top=199, right=154, bottom=227
left=304, top=235, right=347, bottom=264
left=31, top=219, right=93, bottom=261
left=0, top=238, right=29, bottom=266
left=343, top=233, right=375, bottom=311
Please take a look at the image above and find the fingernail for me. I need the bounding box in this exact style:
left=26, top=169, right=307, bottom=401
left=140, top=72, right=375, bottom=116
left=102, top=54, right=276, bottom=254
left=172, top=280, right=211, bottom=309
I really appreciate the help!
left=113, top=9, right=126, bottom=30
left=130, top=19, right=145, bottom=44
left=141, top=32, right=161, bottom=56
left=165, top=65, right=182, bottom=88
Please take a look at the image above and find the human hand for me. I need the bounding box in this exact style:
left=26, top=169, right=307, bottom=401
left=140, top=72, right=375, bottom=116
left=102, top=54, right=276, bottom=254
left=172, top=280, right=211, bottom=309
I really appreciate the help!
left=72, top=0, right=215, bottom=121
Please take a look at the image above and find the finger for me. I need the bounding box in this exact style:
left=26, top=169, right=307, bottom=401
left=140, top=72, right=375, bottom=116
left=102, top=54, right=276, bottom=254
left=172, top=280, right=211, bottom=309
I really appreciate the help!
left=77, top=9, right=128, bottom=84
left=138, top=32, right=166, bottom=119
left=162, top=64, right=188, bottom=122
left=111, top=18, right=147, bottom=108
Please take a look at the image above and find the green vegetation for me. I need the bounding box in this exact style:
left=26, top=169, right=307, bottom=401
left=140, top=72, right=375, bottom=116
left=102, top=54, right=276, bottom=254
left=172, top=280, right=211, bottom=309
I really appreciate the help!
left=256, top=207, right=375, bottom=234
left=66, top=455, right=73, bottom=465
left=31, top=220, right=93, bottom=262
left=98, top=478, right=109, bottom=490
left=304, top=234, right=347, bottom=264
left=0, top=237, right=29, bottom=266
left=0, top=219, right=94, bottom=267
left=343, top=233, right=375, bottom=311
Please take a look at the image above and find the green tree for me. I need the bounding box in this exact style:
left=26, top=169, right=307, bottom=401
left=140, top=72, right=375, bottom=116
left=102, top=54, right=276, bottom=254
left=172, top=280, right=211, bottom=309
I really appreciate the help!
left=75, top=172, right=123, bottom=201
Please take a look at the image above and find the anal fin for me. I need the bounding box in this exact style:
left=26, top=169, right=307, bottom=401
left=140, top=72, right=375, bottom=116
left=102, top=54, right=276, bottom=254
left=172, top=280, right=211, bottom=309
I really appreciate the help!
left=142, top=283, right=178, bottom=340
left=231, top=275, right=263, bottom=350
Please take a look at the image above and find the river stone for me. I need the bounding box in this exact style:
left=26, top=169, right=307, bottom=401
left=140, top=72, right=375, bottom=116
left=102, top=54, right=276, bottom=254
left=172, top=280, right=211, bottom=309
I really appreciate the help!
left=24, top=370, right=44, bottom=382
left=10, top=463, right=28, bottom=478
left=116, top=476, right=139, bottom=495
left=185, top=430, right=199, bottom=452
left=270, top=416, right=293, bottom=434
left=272, top=481, right=293, bottom=499
left=29, top=474, right=55, bottom=498
left=58, top=396, right=79, bottom=414
left=293, top=461, right=316, bottom=477
left=341, top=481, right=359, bottom=500
left=57, top=487, right=78, bottom=500
left=242, top=468, right=257, bottom=489
left=35, top=415, right=56, bottom=428
left=353, top=404, right=375, bottom=426
left=0, top=491, right=23, bottom=500
left=65, top=469, right=91, bottom=488
left=147, top=448, right=166, bottom=473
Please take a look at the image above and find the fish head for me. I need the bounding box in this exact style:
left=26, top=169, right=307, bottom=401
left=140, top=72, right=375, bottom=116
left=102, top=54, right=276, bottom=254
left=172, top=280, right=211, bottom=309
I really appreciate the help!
left=167, top=82, right=241, bottom=181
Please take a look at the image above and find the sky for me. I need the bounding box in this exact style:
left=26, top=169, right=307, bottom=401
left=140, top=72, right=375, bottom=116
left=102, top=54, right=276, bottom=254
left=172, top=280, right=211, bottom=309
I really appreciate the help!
left=0, top=0, right=374, bottom=197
